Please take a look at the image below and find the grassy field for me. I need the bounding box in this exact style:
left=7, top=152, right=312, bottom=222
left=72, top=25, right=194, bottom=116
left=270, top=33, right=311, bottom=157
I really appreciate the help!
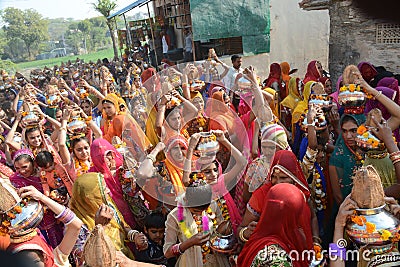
left=16, top=48, right=115, bottom=71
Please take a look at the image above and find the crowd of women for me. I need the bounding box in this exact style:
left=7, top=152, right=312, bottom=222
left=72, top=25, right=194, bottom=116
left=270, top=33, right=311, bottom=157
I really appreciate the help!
left=0, top=53, right=399, bottom=267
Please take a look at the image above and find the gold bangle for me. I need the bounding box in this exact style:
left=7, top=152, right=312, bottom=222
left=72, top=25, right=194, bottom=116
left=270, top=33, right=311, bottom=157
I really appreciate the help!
left=239, top=227, right=249, bottom=242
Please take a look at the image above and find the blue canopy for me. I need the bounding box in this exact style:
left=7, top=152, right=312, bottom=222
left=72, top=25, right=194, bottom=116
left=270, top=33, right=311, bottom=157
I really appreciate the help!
left=107, top=0, right=152, bottom=19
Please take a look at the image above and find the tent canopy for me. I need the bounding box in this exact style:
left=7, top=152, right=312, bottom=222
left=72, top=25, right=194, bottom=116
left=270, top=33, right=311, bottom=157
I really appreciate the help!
left=107, top=0, right=152, bottom=19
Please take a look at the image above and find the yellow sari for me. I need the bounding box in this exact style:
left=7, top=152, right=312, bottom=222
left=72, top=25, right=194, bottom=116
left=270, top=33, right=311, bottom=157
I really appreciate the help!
left=70, top=172, right=133, bottom=258
left=281, top=77, right=301, bottom=111
left=292, top=81, right=314, bottom=125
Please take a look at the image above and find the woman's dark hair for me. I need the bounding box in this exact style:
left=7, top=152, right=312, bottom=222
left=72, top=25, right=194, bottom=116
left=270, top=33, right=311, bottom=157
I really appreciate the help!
left=144, top=212, right=166, bottom=229
left=35, top=151, right=53, bottom=168
left=14, top=154, right=34, bottom=164
left=165, top=106, right=180, bottom=121
left=25, top=127, right=41, bottom=141
left=102, top=99, right=114, bottom=106
left=80, top=98, right=93, bottom=107
left=185, top=184, right=212, bottom=209
left=340, top=114, right=358, bottom=127
left=70, top=136, right=89, bottom=151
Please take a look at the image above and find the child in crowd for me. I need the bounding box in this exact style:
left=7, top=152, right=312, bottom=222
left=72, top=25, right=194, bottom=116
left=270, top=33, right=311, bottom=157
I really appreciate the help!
left=35, top=150, right=74, bottom=203
left=134, top=212, right=176, bottom=267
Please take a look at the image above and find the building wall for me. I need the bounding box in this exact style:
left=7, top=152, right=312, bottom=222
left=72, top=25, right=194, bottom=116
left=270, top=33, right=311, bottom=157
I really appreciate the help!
left=217, top=0, right=330, bottom=80
left=328, top=0, right=400, bottom=85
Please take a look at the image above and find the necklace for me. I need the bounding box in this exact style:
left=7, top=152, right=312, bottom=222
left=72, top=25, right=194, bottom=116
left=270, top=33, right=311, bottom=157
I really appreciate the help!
left=177, top=203, right=217, bottom=264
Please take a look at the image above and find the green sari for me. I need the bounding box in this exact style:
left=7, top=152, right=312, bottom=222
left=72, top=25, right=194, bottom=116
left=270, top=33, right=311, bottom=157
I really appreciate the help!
left=329, top=114, right=366, bottom=198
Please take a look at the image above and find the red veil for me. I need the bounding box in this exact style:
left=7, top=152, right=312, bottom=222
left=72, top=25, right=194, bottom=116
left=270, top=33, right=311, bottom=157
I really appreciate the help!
left=237, top=183, right=313, bottom=267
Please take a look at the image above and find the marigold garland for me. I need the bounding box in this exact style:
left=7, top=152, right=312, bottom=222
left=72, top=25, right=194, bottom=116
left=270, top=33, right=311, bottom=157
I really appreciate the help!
left=74, top=157, right=91, bottom=177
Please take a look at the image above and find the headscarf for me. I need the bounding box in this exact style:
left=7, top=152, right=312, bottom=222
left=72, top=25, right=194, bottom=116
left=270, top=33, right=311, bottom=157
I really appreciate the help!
left=12, top=149, right=34, bottom=164
left=261, top=124, right=290, bottom=150
left=263, top=87, right=279, bottom=118
left=264, top=63, right=281, bottom=88
left=357, top=62, right=378, bottom=83
left=267, top=150, right=310, bottom=199
left=164, top=135, right=187, bottom=195
left=8, top=231, right=54, bottom=267
left=70, top=172, right=133, bottom=257
left=318, top=76, right=331, bottom=93
left=141, top=67, right=156, bottom=84
left=303, top=60, right=321, bottom=84
left=281, top=77, right=301, bottom=110
left=102, top=93, right=121, bottom=115
left=237, top=183, right=313, bottom=267
left=244, top=124, right=290, bottom=193
left=89, top=138, right=136, bottom=228
left=377, top=77, right=400, bottom=105
left=292, top=81, right=314, bottom=125
left=205, top=91, right=235, bottom=134
left=280, top=62, right=291, bottom=98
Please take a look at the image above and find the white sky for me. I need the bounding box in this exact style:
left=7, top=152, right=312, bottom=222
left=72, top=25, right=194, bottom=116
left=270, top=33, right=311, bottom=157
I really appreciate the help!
left=0, top=0, right=149, bottom=20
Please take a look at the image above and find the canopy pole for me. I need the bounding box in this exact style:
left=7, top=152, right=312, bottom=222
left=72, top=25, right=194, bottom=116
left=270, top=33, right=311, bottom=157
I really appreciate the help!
left=123, top=14, right=132, bottom=49
left=147, top=2, right=158, bottom=67
left=114, top=17, right=123, bottom=59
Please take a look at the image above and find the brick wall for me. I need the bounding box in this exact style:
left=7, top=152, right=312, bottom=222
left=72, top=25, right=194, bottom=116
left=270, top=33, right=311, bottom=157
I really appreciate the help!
left=328, top=0, right=400, bottom=85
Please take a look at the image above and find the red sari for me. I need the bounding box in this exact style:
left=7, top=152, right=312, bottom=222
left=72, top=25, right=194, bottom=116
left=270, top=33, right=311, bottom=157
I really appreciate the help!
left=89, top=138, right=136, bottom=228
left=303, top=60, right=321, bottom=84
left=248, top=150, right=311, bottom=216
left=238, top=183, right=313, bottom=267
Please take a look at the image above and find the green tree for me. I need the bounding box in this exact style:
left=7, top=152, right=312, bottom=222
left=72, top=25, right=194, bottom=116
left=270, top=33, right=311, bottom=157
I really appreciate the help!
left=92, top=0, right=118, bottom=59
left=1, top=7, right=49, bottom=60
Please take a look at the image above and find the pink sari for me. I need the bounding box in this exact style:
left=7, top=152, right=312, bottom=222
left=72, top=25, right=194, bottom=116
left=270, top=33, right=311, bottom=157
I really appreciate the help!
left=210, top=161, right=242, bottom=234
left=89, top=138, right=136, bottom=228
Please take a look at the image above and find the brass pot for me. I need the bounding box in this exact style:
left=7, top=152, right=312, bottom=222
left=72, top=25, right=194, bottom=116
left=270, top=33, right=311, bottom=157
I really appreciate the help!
left=237, top=76, right=252, bottom=94
left=345, top=205, right=400, bottom=247
left=10, top=200, right=44, bottom=237
left=67, top=116, right=87, bottom=135
left=338, top=91, right=366, bottom=107
left=195, top=132, right=219, bottom=164
left=21, top=112, right=40, bottom=127
left=47, top=94, right=60, bottom=107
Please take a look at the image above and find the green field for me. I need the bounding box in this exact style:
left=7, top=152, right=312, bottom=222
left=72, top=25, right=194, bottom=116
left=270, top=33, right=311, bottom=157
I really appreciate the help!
left=16, top=48, right=115, bottom=71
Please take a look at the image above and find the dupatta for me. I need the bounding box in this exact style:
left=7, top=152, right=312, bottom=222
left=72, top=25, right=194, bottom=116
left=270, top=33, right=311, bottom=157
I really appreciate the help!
left=89, top=138, right=136, bottom=228
left=238, top=183, right=313, bottom=267
left=303, top=60, right=321, bottom=84
left=70, top=172, right=133, bottom=257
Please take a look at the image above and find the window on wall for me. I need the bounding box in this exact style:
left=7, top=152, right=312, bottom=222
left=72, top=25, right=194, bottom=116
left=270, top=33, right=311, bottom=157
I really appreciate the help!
left=376, top=24, right=400, bottom=44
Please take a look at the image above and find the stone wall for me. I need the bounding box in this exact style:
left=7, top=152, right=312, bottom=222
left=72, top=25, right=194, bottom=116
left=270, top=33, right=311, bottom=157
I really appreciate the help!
left=328, top=0, right=400, bottom=85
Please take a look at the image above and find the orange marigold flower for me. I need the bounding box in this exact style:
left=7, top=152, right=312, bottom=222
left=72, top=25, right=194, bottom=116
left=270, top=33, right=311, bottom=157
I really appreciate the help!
left=1, top=221, right=10, bottom=227
left=7, top=212, right=16, bottom=219
left=351, top=215, right=366, bottom=226
left=349, top=84, right=356, bottom=91
left=13, top=206, right=22, bottom=213
left=365, top=222, right=376, bottom=233
left=357, top=125, right=367, bottom=135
